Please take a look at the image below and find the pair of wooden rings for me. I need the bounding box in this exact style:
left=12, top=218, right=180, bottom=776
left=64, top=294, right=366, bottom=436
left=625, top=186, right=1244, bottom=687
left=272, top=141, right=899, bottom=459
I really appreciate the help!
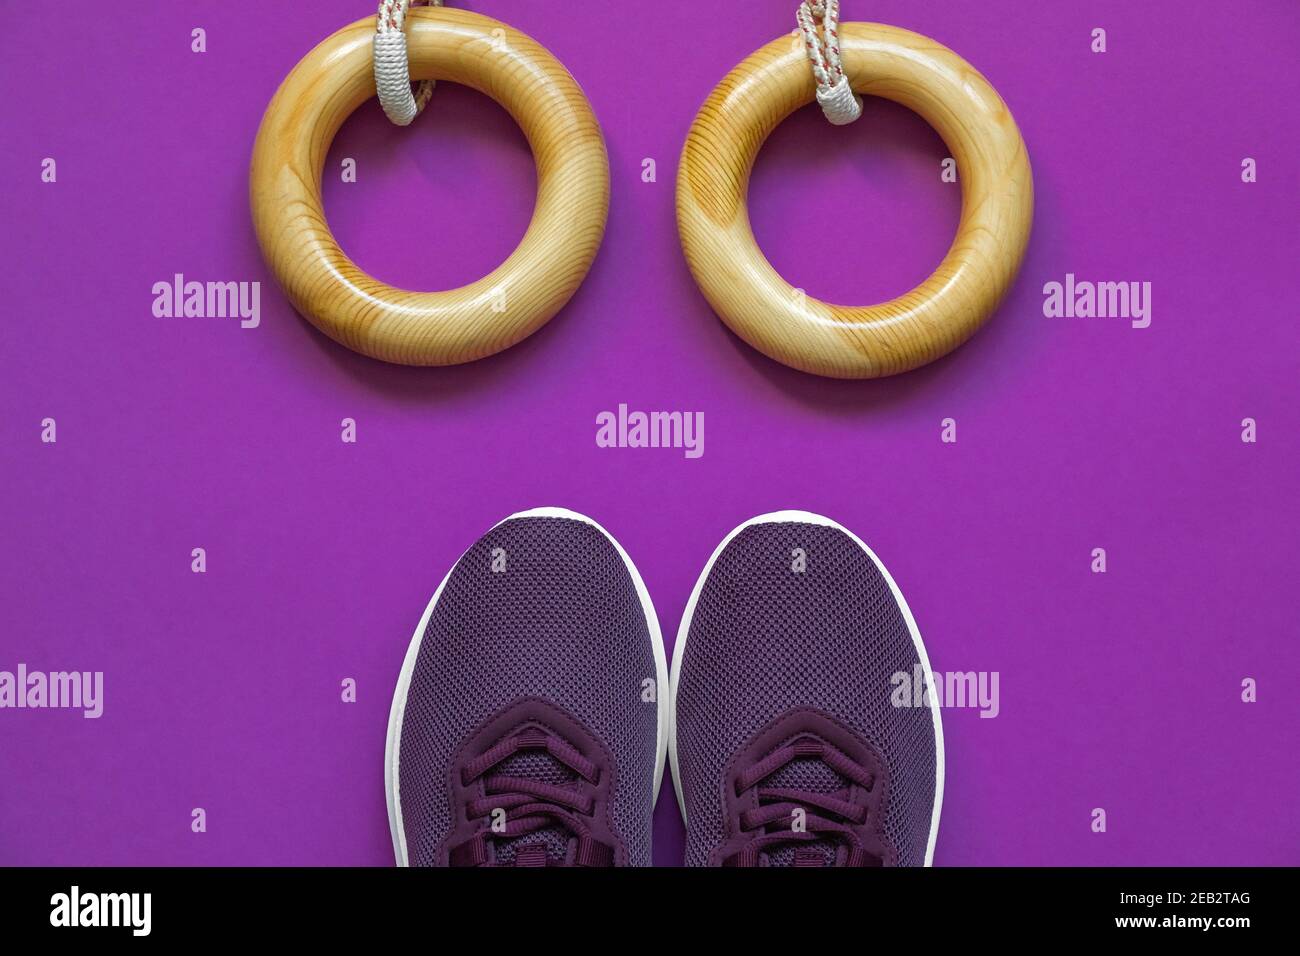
left=251, top=10, right=1032, bottom=378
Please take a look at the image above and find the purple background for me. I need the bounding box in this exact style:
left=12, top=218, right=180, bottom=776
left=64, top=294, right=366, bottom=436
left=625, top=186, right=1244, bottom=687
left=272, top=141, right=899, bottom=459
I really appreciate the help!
left=2, top=0, right=1297, bottom=866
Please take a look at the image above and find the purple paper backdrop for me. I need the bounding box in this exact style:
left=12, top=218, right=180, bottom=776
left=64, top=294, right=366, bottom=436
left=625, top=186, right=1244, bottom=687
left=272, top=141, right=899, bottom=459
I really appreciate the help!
left=1, top=0, right=1297, bottom=866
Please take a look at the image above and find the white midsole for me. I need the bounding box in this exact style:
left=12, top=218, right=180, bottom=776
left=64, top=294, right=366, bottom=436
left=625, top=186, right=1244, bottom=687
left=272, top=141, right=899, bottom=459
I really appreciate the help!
left=384, top=506, right=670, bottom=867
left=667, top=510, right=945, bottom=867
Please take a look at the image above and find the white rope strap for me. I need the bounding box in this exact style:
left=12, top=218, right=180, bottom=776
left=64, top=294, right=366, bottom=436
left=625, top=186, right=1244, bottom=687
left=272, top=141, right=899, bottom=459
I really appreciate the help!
left=374, top=0, right=444, bottom=126
left=796, top=0, right=862, bottom=125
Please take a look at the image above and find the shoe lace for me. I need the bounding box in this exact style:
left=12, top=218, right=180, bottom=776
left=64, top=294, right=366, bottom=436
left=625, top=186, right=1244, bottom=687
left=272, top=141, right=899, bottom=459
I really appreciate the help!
left=449, top=726, right=614, bottom=867
left=725, top=737, right=882, bottom=867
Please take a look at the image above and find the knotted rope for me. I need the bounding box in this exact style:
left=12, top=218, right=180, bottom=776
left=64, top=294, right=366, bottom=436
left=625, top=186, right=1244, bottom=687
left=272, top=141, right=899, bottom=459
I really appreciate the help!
left=374, top=0, right=444, bottom=125
left=796, top=1, right=863, bottom=125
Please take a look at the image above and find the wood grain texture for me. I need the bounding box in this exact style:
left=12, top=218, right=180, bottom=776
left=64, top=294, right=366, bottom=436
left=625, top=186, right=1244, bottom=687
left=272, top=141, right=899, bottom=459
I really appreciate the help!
left=250, top=8, right=609, bottom=366
left=677, top=23, right=1033, bottom=379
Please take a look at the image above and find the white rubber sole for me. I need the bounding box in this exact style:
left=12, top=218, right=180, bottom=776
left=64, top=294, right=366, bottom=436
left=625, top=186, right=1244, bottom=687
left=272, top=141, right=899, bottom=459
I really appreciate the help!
left=384, top=506, right=670, bottom=867
left=667, top=510, right=945, bottom=867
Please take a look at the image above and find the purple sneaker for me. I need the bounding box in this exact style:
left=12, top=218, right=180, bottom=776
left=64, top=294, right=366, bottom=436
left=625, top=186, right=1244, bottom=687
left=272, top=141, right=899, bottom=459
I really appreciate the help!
left=385, top=508, right=668, bottom=867
left=670, top=512, right=944, bottom=867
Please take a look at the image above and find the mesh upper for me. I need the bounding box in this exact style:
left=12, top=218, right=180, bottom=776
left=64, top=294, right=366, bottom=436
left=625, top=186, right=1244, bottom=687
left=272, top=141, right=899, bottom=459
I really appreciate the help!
left=396, top=515, right=658, bottom=866
left=675, top=520, right=939, bottom=867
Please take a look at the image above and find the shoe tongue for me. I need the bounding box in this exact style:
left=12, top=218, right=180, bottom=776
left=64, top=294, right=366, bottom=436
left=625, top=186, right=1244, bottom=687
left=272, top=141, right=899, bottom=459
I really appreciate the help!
left=498, top=749, right=579, bottom=786
left=495, top=829, right=573, bottom=867
left=766, top=755, right=847, bottom=794
left=761, top=755, right=849, bottom=868
left=492, top=749, right=581, bottom=867
left=775, top=845, right=838, bottom=867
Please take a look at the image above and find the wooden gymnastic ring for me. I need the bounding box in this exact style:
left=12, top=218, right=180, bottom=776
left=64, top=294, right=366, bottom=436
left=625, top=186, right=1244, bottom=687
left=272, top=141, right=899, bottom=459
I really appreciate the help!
left=250, top=8, right=609, bottom=366
left=676, top=23, right=1033, bottom=379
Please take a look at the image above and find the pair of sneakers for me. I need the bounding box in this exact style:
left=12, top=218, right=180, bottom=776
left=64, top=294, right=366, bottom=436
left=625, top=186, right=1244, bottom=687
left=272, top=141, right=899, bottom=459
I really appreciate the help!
left=385, top=507, right=944, bottom=867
